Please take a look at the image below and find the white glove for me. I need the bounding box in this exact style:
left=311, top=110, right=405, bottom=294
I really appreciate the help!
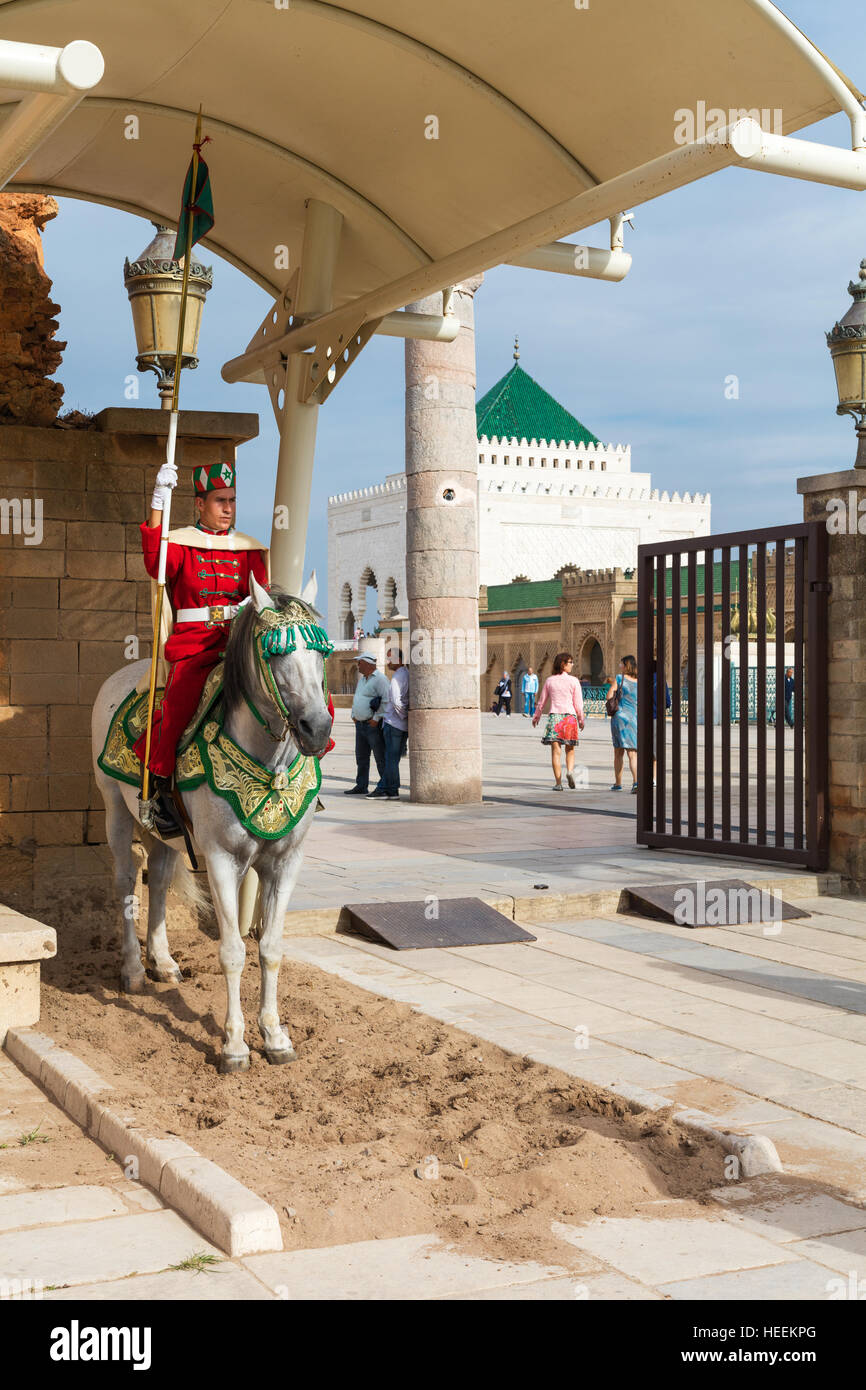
left=156, top=460, right=178, bottom=489
left=150, top=460, right=178, bottom=513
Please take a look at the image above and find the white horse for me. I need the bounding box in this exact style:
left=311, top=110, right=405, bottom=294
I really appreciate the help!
left=92, top=574, right=334, bottom=1073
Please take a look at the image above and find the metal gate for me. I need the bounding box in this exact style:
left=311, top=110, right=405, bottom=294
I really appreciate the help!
left=636, top=522, right=829, bottom=869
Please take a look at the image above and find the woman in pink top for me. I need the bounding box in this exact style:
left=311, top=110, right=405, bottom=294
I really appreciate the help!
left=532, top=652, right=586, bottom=791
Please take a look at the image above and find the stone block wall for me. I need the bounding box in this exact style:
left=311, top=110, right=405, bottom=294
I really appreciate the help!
left=0, top=408, right=258, bottom=922
left=799, top=468, right=866, bottom=892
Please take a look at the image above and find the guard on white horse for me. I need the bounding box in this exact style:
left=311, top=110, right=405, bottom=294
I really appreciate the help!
left=93, top=573, right=334, bottom=1071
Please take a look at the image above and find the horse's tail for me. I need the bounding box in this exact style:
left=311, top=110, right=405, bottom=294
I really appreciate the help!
left=171, top=854, right=211, bottom=916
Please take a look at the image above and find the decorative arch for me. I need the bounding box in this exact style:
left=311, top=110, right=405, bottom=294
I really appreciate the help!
left=382, top=575, right=398, bottom=617
left=357, top=565, right=378, bottom=627
left=578, top=631, right=605, bottom=683
left=338, top=581, right=355, bottom=641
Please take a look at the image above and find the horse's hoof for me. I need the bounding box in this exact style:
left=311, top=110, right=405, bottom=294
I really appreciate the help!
left=219, top=1054, right=250, bottom=1075
left=120, top=972, right=147, bottom=994
left=265, top=1048, right=297, bottom=1066
left=146, top=965, right=184, bottom=985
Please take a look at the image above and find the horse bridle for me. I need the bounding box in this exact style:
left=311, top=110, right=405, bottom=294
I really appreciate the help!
left=245, top=603, right=334, bottom=745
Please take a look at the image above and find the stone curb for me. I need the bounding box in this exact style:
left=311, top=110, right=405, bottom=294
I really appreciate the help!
left=4, top=1028, right=283, bottom=1258
left=674, top=1108, right=784, bottom=1177
left=278, top=871, right=842, bottom=935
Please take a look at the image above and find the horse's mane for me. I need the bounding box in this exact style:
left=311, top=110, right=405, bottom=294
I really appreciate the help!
left=222, top=586, right=322, bottom=719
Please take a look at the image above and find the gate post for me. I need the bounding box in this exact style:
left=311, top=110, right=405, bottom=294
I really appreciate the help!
left=798, top=469, right=866, bottom=891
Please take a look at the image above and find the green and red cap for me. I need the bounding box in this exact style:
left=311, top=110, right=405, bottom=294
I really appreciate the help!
left=194, top=460, right=235, bottom=495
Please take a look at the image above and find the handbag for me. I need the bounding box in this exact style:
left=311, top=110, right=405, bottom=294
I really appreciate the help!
left=605, top=677, right=622, bottom=718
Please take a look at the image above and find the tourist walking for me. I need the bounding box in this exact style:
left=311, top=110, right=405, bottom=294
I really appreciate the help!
left=607, top=654, right=639, bottom=792
left=521, top=667, right=538, bottom=717
left=344, top=652, right=390, bottom=795
left=493, top=671, right=513, bottom=716
left=532, top=652, right=585, bottom=790
left=784, top=667, right=795, bottom=728
left=370, top=649, right=409, bottom=799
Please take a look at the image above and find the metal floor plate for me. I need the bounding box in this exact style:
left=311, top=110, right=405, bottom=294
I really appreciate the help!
left=343, top=898, right=537, bottom=950
left=625, top=879, right=811, bottom=928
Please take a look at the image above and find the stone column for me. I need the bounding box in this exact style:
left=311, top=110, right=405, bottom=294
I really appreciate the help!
left=405, top=278, right=482, bottom=803
left=798, top=468, right=866, bottom=891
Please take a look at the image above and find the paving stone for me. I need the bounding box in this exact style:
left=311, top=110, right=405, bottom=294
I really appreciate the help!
left=807, top=1014, right=866, bottom=1045
left=709, top=1184, right=866, bottom=1243
left=444, top=1271, right=659, bottom=1300
left=0, top=1185, right=126, bottom=1233
left=552, top=1217, right=797, bottom=1284
left=115, top=1182, right=164, bottom=1212
left=0, top=1104, right=74, bottom=1143
left=0, top=1065, right=48, bottom=1104
left=770, top=1084, right=866, bottom=1136
left=45, top=1264, right=273, bottom=1301
left=761, top=1039, right=866, bottom=1088
left=787, top=1228, right=866, bottom=1277
left=658, top=1258, right=843, bottom=1301
left=244, top=1233, right=569, bottom=1300
left=0, top=1210, right=221, bottom=1289
left=749, top=1116, right=866, bottom=1184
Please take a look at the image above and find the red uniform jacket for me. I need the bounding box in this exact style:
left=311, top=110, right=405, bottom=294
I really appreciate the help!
left=136, top=522, right=333, bottom=775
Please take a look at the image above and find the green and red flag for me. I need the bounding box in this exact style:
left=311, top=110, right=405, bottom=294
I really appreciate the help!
left=173, top=136, right=214, bottom=260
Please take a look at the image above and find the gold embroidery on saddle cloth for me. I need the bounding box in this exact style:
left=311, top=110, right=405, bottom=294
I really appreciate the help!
left=97, top=687, right=164, bottom=786
left=176, top=715, right=321, bottom=840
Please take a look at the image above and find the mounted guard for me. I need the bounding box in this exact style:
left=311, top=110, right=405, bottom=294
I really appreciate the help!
left=91, top=110, right=336, bottom=1072
left=135, top=454, right=269, bottom=835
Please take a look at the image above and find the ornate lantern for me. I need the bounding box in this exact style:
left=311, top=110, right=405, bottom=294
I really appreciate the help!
left=123, top=223, right=213, bottom=407
left=826, top=258, right=866, bottom=468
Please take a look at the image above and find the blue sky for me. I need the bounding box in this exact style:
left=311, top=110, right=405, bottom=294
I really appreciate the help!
left=41, top=0, right=864, bottom=629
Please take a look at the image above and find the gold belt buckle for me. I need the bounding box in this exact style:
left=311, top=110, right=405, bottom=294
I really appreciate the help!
left=208, top=604, right=226, bottom=627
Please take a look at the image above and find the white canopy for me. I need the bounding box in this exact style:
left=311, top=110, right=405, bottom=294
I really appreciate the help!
left=1, top=0, right=862, bottom=305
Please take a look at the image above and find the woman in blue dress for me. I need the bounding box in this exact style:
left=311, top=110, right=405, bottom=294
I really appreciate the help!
left=607, top=654, right=638, bottom=792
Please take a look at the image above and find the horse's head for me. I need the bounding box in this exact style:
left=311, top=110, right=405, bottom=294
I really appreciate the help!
left=224, top=573, right=334, bottom=757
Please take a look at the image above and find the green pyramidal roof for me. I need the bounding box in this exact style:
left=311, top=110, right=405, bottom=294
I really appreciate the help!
left=476, top=362, right=601, bottom=448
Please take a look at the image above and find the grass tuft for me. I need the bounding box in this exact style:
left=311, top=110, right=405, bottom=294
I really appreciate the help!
left=19, top=1125, right=49, bottom=1147
left=168, top=1252, right=223, bottom=1275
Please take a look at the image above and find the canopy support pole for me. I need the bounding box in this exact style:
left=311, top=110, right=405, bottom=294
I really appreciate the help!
left=239, top=199, right=343, bottom=942
left=268, top=198, right=343, bottom=591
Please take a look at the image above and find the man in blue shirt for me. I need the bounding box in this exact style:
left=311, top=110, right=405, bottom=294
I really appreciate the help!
left=521, top=667, right=539, bottom=717
left=345, top=652, right=391, bottom=795
left=371, top=649, right=410, bottom=799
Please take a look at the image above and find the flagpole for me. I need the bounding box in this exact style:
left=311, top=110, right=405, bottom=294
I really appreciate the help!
left=141, top=108, right=203, bottom=806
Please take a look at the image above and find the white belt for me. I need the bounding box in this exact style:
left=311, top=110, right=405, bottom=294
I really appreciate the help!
left=176, top=603, right=243, bottom=625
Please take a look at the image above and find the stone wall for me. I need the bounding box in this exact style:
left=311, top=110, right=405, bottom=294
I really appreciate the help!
left=0, top=409, right=258, bottom=922
left=799, top=468, right=866, bottom=892
left=0, top=194, right=65, bottom=427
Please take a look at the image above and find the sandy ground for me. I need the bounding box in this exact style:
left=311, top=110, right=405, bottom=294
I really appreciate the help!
left=38, top=902, right=730, bottom=1268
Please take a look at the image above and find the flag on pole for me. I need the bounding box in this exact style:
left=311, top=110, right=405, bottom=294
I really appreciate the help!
left=173, top=142, right=214, bottom=259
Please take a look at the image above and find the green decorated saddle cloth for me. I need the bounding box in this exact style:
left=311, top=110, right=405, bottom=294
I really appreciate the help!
left=97, top=664, right=321, bottom=840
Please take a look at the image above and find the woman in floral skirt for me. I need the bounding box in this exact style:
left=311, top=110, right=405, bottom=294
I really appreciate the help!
left=532, top=652, right=586, bottom=791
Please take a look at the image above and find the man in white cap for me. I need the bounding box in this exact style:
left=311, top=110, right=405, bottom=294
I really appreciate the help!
left=344, top=651, right=390, bottom=795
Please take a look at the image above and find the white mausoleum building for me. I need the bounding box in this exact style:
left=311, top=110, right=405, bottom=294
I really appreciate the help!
left=328, top=351, right=710, bottom=637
